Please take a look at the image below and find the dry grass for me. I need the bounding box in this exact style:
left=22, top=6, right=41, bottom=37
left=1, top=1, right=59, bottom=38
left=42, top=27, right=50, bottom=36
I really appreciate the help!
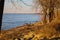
left=0, top=13, right=60, bottom=40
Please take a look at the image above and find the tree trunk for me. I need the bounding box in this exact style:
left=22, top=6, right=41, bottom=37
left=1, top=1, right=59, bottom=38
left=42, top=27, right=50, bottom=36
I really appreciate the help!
left=57, top=8, right=58, bottom=17
left=49, top=0, right=54, bottom=22
left=0, top=0, right=4, bottom=31
left=43, top=7, right=47, bottom=24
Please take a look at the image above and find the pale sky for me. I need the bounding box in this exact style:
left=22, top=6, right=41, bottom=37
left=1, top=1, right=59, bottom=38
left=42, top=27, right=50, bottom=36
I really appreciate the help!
left=4, top=0, right=34, bottom=13
left=3, top=0, right=41, bottom=13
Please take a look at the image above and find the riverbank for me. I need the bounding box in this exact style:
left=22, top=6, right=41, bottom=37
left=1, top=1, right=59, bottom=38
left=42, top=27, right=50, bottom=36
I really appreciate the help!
left=0, top=17, right=60, bottom=40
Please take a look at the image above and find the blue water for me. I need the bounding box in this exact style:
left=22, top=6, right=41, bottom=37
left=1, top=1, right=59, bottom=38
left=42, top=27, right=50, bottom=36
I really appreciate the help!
left=1, top=13, right=42, bottom=30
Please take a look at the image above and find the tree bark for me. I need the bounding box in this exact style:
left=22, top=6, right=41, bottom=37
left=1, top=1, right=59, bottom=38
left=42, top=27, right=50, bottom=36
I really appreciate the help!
left=49, top=0, right=54, bottom=22
left=43, top=8, right=47, bottom=24
left=57, top=8, right=58, bottom=17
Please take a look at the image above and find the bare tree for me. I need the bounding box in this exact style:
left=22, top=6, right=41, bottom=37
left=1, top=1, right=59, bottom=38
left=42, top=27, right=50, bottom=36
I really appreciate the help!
left=33, top=0, right=60, bottom=23
left=54, top=0, right=60, bottom=17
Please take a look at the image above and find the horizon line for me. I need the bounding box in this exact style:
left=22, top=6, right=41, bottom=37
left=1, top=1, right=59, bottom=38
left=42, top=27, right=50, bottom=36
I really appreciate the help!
left=3, top=13, right=43, bottom=15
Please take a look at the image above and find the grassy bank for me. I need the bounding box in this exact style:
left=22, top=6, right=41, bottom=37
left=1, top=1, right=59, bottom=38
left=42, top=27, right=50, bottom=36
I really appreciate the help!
left=0, top=17, right=60, bottom=40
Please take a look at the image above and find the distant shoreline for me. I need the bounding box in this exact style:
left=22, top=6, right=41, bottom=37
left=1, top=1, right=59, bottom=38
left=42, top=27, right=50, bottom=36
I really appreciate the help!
left=3, top=13, right=43, bottom=15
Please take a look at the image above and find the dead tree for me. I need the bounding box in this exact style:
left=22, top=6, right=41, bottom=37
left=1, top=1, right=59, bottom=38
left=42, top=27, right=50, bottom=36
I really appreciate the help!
left=33, top=0, right=60, bottom=23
